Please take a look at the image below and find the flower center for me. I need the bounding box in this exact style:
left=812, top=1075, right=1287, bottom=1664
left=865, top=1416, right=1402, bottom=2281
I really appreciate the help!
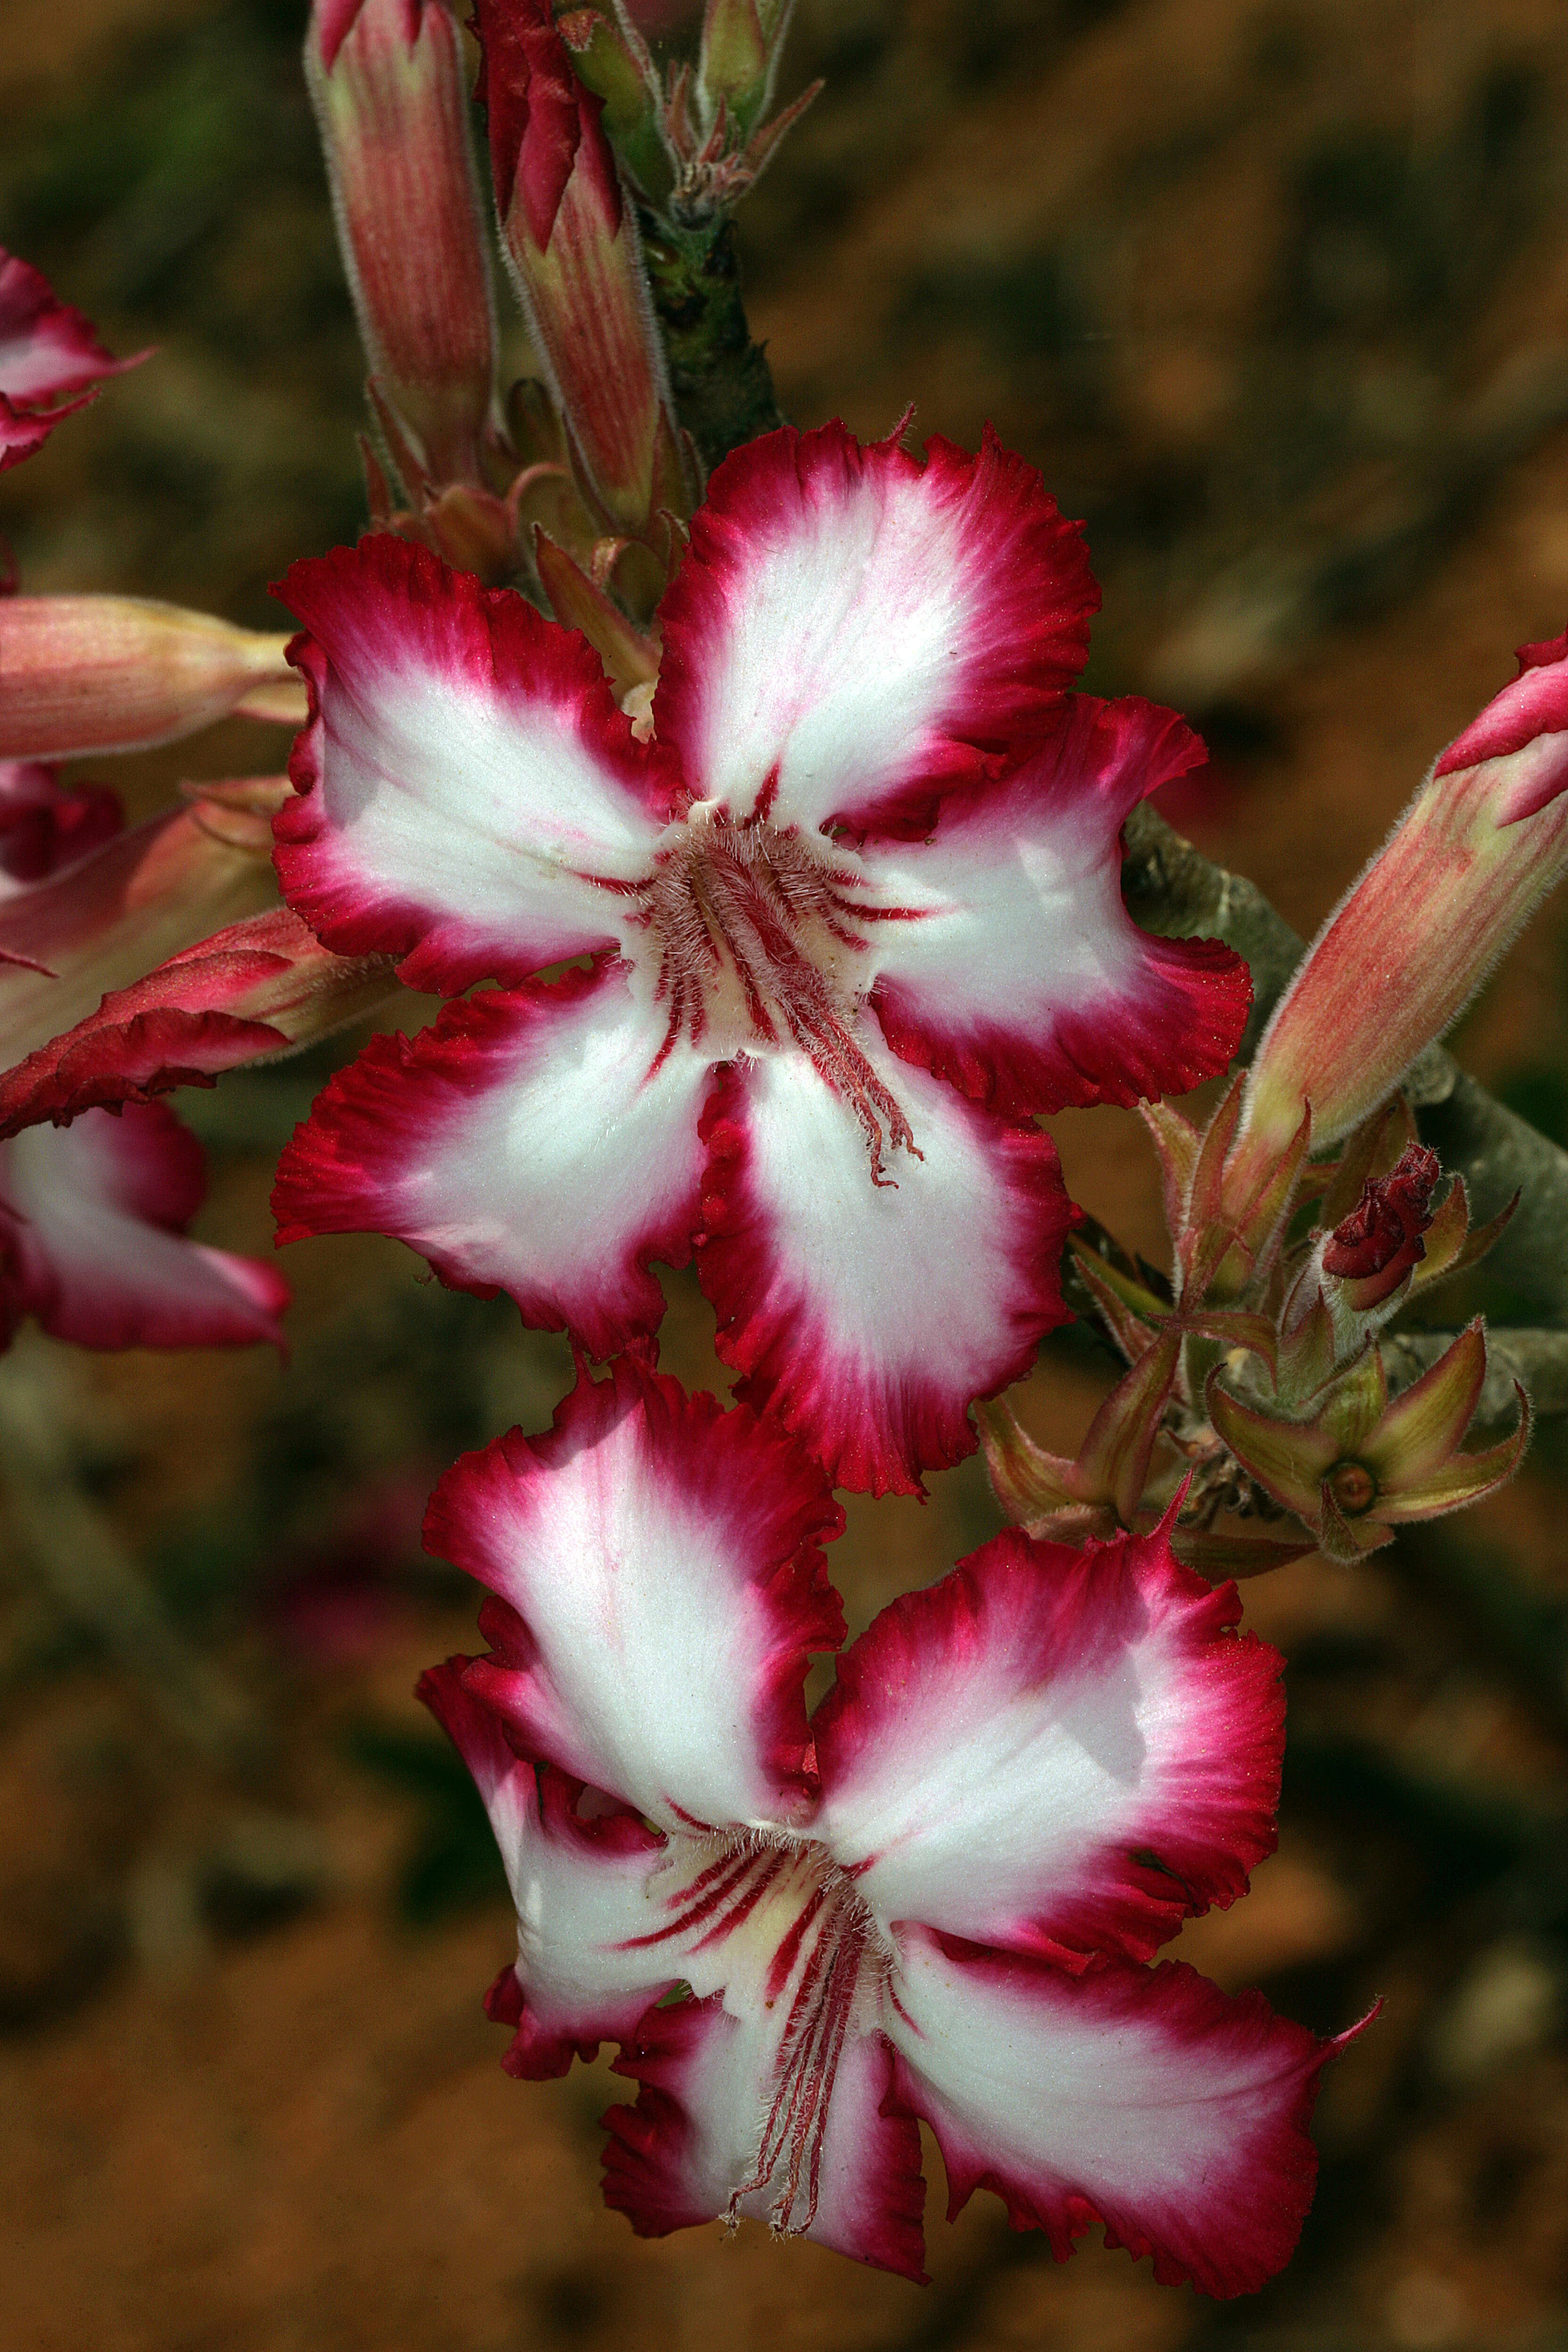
left=624, top=1827, right=890, bottom=2238
left=637, top=809, right=921, bottom=1186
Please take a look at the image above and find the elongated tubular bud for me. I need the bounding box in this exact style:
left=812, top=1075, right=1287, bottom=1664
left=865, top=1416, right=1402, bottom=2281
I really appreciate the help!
left=0, top=597, right=297, bottom=759
left=1230, top=628, right=1568, bottom=1199
left=308, top=0, right=498, bottom=487
left=697, top=0, right=794, bottom=139
left=474, top=0, right=689, bottom=538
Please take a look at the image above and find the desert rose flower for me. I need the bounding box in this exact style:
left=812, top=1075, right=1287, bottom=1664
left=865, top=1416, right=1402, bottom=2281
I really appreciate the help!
left=0, top=769, right=290, bottom=1350
left=0, top=248, right=147, bottom=470
left=420, top=1358, right=1350, bottom=2289
left=0, top=1100, right=287, bottom=1350
left=271, top=422, right=1249, bottom=1491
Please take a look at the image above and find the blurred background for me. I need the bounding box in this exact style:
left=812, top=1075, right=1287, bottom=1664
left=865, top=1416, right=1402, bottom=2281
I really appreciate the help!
left=4, top=2, right=1568, bottom=2346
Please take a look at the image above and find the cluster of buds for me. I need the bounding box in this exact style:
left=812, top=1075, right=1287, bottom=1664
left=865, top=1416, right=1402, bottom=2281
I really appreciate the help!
left=559, top=0, right=819, bottom=220
left=985, top=638, right=1568, bottom=1567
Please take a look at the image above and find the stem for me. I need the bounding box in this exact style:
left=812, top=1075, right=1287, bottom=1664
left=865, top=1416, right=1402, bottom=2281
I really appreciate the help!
left=637, top=206, right=787, bottom=470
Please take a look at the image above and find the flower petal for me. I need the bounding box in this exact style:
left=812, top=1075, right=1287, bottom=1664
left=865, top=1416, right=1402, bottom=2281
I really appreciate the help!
left=420, top=1661, right=679, bottom=2075
left=604, top=1995, right=927, bottom=2279
left=423, top=1359, right=845, bottom=1831
left=0, top=795, right=281, bottom=1079
left=698, top=1040, right=1077, bottom=1494
left=862, top=698, right=1250, bottom=1114
left=272, top=958, right=710, bottom=1359
left=888, top=1933, right=1343, bottom=2299
left=273, top=535, right=672, bottom=991
left=0, top=1102, right=287, bottom=1350
left=0, top=906, right=398, bottom=1138
left=653, top=422, right=1098, bottom=837
left=812, top=1524, right=1282, bottom=1966
left=0, top=248, right=145, bottom=470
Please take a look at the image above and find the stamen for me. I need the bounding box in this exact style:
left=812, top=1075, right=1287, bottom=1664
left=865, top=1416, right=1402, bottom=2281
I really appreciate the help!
left=639, top=816, right=923, bottom=1185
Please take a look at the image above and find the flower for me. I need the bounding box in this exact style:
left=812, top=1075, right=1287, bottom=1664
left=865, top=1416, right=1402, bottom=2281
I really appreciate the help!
left=1230, top=626, right=1568, bottom=1195
left=420, top=1357, right=1349, bottom=2291
left=0, top=1098, right=287, bottom=1351
left=0, top=247, right=147, bottom=471
left=271, top=421, right=1249, bottom=1492
left=0, top=769, right=297, bottom=1350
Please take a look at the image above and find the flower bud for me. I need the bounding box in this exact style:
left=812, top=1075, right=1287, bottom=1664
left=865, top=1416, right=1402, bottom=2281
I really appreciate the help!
left=697, top=0, right=790, bottom=139
left=474, top=0, right=689, bottom=539
left=1233, top=627, right=1568, bottom=1190
left=307, top=0, right=498, bottom=487
left=0, top=905, right=401, bottom=1135
left=0, top=596, right=297, bottom=759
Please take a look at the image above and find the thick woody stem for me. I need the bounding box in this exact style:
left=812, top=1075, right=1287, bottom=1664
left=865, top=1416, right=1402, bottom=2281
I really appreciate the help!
left=637, top=205, right=786, bottom=469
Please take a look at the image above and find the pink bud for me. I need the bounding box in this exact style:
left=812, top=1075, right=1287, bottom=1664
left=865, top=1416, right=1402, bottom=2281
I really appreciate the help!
left=1233, top=629, right=1568, bottom=1185
left=0, top=596, right=298, bottom=759
left=307, top=0, right=498, bottom=486
left=0, top=904, right=400, bottom=1136
left=474, top=0, right=689, bottom=539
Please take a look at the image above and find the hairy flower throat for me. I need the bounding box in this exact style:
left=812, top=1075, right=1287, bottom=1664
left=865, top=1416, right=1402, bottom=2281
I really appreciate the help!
left=622, top=1826, right=890, bottom=2238
left=638, top=809, right=920, bottom=1185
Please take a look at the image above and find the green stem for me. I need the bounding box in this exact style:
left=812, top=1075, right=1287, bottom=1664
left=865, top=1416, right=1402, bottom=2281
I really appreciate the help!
left=637, top=207, right=787, bottom=471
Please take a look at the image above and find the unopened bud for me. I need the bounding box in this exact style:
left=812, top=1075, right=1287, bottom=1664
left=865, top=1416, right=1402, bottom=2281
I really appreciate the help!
left=697, top=0, right=791, bottom=138
left=0, top=597, right=297, bottom=760
left=308, top=0, right=497, bottom=486
left=475, top=0, right=690, bottom=541
left=1233, top=627, right=1568, bottom=1189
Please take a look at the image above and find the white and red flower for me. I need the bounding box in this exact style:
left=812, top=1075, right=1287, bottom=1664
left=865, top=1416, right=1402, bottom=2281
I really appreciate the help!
left=0, top=768, right=291, bottom=1351
left=271, top=421, right=1249, bottom=1491
left=421, top=1357, right=1348, bottom=2290
left=0, top=247, right=146, bottom=470
left=0, top=1097, right=287, bottom=1350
